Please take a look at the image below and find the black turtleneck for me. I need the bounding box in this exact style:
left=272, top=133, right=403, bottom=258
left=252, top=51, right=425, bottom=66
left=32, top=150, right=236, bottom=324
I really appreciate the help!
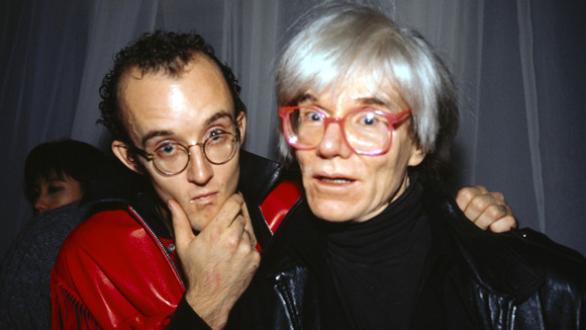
left=318, top=179, right=431, bottom=330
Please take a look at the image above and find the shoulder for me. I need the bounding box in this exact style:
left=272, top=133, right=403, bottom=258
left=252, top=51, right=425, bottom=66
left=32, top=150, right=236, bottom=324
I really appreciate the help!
left=421, top=187, right=586, bottom=301
left=7, top=202, right=84, bottom=251
left=50, top=202, right=185, bottom=328
left=507, top=228, right=586, bottom=290
left=62, top=202, right=141, bottom=249
left=54, top=200, right=166, bottom=275
left=0, top=203, right=84, bottom=279
left=52, top=199, right=183, bottom=297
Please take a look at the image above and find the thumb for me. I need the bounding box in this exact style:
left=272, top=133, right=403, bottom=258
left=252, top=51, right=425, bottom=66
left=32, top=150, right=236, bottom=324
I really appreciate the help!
left=168, top=199, right=195, bottom=251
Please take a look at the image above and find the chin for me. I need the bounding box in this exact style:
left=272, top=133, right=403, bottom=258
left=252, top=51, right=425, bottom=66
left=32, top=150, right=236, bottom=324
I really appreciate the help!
left=307, top=198, right=358, bottom=223
left=186, top=205, right=218, bottom=232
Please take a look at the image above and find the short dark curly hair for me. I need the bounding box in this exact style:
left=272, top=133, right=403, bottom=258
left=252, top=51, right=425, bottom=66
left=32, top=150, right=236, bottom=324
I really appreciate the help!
left=98, top=31, right=246, bottom=143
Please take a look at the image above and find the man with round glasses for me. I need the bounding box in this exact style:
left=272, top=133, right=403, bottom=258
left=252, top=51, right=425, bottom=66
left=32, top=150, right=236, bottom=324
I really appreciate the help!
left=50, top=31, right=517, bottom=329
left=129, top=121, right=240, bottom=177
left=51, top=31, right=270, bottom=329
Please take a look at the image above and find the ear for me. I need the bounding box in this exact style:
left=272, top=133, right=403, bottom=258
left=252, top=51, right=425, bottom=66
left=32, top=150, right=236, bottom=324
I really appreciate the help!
left=236, top=111, right=247, bottom=144
left=112, top=140, right=142, bottom=174
left=407, top=145, right=426, bottom=167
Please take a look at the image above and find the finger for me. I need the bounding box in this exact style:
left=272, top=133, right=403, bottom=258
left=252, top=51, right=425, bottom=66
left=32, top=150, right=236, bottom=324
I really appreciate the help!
left=488, top=215, right=517, bottom=233
left=489, top=191, right=505, bottom=203
left=238, top=219, right=257, bottom=252
left=209, top=193, right=246, bottom=230
left=239, top=225, right=253, bottom=251
left=168, top=199, right=195, bottom=251
left=236, top=225, right=260, bottom=262
left=240, top=203, right=257, bottom=248
left=474, top=204, right=508, bottom=230
left=222, top=214, right=246, bottom=250
left=462, top=191, right=498, bottom=222
left=456, top=185, right=487, bottom=212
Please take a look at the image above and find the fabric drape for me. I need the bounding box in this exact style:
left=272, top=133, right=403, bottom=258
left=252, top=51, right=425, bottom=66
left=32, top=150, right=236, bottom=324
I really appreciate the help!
left=1, top=0, right=584, bottom=257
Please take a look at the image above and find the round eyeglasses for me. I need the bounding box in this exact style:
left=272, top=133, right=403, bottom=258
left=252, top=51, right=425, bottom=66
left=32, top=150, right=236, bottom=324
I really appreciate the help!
left=131, top=130, right=240, bottom=176
left=279, top=105, right=412, bottom=156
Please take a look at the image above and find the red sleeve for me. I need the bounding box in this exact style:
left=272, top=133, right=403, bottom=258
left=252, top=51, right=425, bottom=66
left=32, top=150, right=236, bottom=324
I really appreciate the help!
left=50, top=208, right=185, bottom=329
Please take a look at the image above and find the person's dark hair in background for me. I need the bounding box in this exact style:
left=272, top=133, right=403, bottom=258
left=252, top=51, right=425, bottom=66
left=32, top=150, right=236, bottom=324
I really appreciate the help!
left=24, top=139, right=108, bottom=213
left=0, top=139, right=141, bottom=329
left=98, top=30, right=246, bottom=145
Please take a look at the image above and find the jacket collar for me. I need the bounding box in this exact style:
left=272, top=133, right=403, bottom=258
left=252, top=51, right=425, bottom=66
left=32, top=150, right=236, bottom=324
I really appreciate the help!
left=259, top=197, right=323, bottom=276
left=260, top=183, right=547, bottom=304
left=238, top=150, right=284, bottom=204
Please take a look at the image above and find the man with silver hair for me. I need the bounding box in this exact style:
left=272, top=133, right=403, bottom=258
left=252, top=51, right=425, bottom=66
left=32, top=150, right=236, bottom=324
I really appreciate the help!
left=226, top=4, right=586, bottom=329
left=48, top=28, right=517, bottom=329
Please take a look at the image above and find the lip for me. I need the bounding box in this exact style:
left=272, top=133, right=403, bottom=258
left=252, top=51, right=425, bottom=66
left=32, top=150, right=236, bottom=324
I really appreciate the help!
left=311, top=171, right=357, bottom=189
left=190, top=191, right=218, bottom=205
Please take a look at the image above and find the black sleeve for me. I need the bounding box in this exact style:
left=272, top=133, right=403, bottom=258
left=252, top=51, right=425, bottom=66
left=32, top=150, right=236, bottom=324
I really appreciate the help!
left=166, top=295, right=212, bottom=330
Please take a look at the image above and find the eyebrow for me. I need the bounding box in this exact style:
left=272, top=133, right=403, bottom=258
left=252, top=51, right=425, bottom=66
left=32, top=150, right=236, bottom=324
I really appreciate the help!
left=141, top=130, right=175, bottom=146
left=140, top=110, right=235, bottom=146
left=205, top=111, right=234, bottom=127
left=354, top=97, right=389, bottom=107
left=297, top=94, right=316, bottom=103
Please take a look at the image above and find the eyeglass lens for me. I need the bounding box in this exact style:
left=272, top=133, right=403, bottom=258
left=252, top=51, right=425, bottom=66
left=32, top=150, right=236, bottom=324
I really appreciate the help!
left=288, top=107, right=391, bottom=153
left=152, top=133, right=238, bottom=175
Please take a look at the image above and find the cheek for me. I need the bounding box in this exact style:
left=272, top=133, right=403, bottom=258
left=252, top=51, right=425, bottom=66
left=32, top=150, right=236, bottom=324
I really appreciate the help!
left=150, top=175, right=182, bottom=201
left=63, top=190, right=83, bottom=204
left=296, top=151, right=311, bottom=174
left=222, top=159, right=240, bottom=189
left=69, top=182, right=84, bottom=200
left=370, top=149, right=413, bottom=203
left=297, top=154, right=314, bottom=191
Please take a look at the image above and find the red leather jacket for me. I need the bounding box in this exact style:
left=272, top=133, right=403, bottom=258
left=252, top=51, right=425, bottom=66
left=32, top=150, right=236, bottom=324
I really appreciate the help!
left=50, top=152, right=300, bottom=329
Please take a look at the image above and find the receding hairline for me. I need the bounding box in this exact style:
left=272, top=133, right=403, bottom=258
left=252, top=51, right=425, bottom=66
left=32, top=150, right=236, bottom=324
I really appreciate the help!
left=118, top=52, right=224, bottom=89
left=115, top=53, right=236, bottom=143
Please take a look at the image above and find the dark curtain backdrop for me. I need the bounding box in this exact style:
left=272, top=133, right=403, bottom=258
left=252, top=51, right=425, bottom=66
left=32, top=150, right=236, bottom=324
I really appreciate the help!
left=1, top=0, right=585, bottom=257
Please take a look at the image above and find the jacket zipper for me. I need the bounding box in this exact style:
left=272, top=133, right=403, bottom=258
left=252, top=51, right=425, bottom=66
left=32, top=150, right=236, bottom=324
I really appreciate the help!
left=128, top=206, right=185, bottom=289
left=274, top=273, right=302, bottom=330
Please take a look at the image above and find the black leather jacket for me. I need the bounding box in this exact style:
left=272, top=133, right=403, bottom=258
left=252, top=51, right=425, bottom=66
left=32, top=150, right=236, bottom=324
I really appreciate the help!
left=229, top=186, right=586, bottom=329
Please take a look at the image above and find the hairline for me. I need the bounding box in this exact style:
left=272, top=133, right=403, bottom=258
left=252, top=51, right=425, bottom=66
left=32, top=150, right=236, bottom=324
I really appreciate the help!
left=116, top=53, right=240, bottom=148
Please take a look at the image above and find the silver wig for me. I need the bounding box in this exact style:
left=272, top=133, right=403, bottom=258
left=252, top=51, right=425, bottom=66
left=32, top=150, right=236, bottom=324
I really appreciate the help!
left=276, top=3, right=458, bottom=178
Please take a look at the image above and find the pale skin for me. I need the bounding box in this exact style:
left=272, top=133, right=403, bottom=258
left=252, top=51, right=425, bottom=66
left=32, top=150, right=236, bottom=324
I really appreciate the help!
left=168, top=195, right=258, bottom=329
left=294, top=80, right=516, bottom=232
left=112, top=55, right=258, bottom=329
left=456, top=186, right=516, bottom=232
left=112, top=55, right=514, bottom=328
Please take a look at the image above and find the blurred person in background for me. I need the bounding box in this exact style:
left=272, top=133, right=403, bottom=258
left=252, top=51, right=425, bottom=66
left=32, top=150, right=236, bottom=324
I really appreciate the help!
left=24, top=139, right=106, bottom=214
left=0, top=139, right=140, bottom=329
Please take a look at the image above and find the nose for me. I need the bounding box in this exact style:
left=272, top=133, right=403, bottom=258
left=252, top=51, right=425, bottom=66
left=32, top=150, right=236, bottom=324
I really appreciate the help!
left=34, top=196, right=49, bottom=214
left=186, top=145, right=213, bottom=185
left=317, top=122, right=353, bottom=159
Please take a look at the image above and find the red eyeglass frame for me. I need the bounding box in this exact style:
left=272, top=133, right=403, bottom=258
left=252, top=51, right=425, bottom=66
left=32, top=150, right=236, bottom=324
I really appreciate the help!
left=279, top=105, right=412, bottom=156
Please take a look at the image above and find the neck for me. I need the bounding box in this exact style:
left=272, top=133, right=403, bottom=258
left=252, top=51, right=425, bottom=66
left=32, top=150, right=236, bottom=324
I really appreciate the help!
left=320, top=178, right=424, bottom=264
